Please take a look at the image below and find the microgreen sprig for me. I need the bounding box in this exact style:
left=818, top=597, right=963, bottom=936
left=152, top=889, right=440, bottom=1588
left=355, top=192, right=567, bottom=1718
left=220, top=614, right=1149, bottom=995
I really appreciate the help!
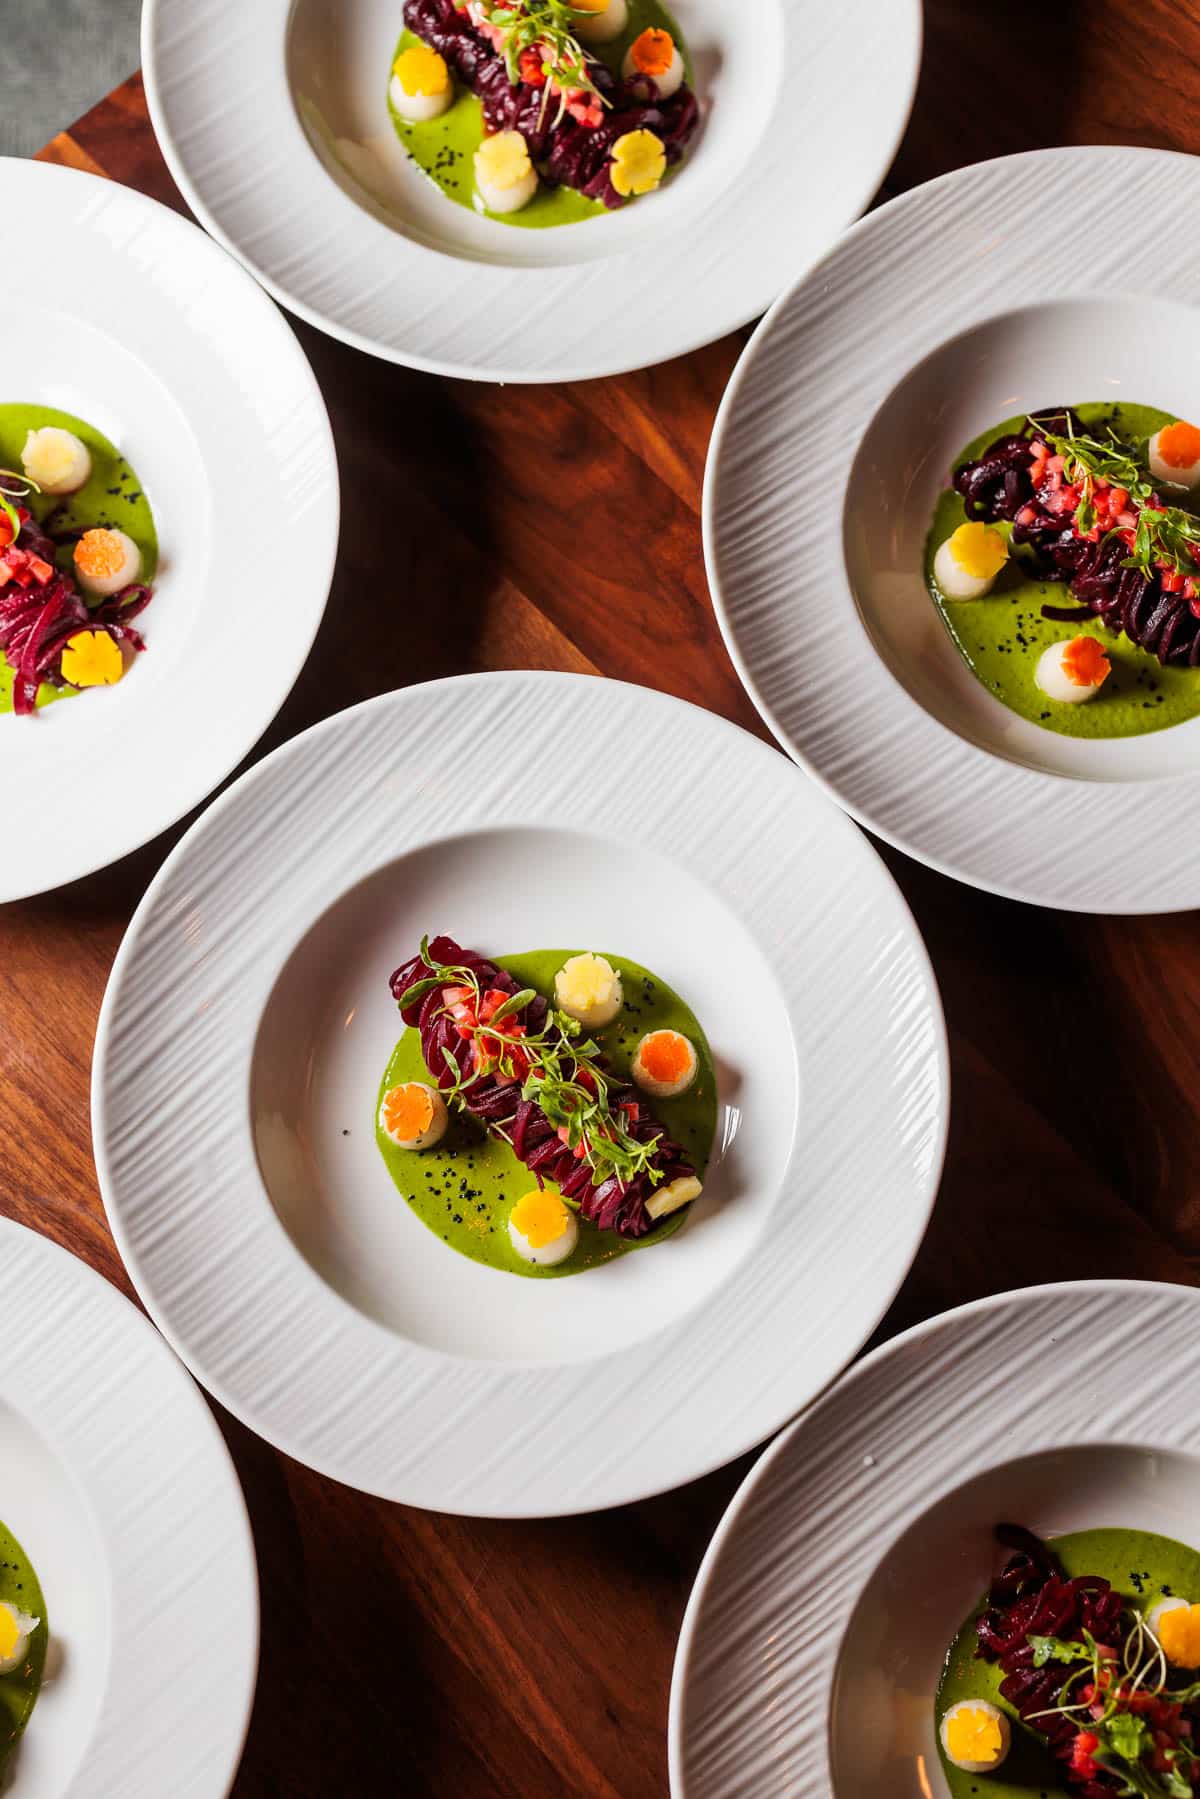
left=1013, top=1602, right=1199, bottom=1796
left=399, top=939, right=665, bottom=1193
left=1028, top=416, right=1200, bottom=580
left=480, top=0, right=609, bottom=123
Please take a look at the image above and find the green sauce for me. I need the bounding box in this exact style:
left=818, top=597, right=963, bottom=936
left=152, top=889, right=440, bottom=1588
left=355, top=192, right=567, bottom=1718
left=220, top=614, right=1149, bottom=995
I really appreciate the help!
left=926, top=402, right=1200, bottom=739
left=389, top=2, right=693, bottom=229
left=936, top=1527, right=1200, bottom=1797
left=0, top=1519, right=47, bottom=1775
left=376, top=948, right=716, bottom=1279
left=0, top=402, right=158, bottom=715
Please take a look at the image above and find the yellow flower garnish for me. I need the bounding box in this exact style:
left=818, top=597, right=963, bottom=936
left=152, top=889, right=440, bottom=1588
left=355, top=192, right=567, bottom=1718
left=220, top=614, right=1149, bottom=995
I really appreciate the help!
left=1158, top=1604, right=1200, bottom=1668
left=510, top=1190, right=570, bottom=1249
left=0, top=1610, right=17, bottom=1663
left=392, top=44, right=451, bottom=97
left=610, top=129, right=667, bottom=199
left=944, top=1707, right=1004, bottom=1766
left=947, top=520, right=1009, bottom=581
left=60, top=629, right=124, bottom=689
left=474, top=130, right=533, bottom=193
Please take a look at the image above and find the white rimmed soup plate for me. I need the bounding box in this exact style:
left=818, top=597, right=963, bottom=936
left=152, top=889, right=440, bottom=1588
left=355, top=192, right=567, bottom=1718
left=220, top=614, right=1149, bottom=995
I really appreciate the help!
left=0, top=1220, right=257, bottom=1799
left=670, top=1279, right=1200, bottom=1798
left=706, top=145, right=1200, bottom=911
left=0, top=158, right=337, bottom=903
left=142, top=0, right=921, bottom=380
left=92, top=672, right=947, bottom=1515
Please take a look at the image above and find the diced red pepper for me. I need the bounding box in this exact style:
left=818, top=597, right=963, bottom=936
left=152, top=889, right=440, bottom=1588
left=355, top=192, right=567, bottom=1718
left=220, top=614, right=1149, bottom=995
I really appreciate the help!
left=28, top=556, right=53, bottom=586
left=1070, top=1731, right=1100, bottom=1777
left=518, top=45, right=547, bottom=85
left=1161, top=568, right=1184, bottom=593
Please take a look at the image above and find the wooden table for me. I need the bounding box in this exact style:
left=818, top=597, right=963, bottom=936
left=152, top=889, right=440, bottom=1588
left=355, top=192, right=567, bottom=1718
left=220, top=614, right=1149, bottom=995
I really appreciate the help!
left=10, top=3, right=1200, bottom=1791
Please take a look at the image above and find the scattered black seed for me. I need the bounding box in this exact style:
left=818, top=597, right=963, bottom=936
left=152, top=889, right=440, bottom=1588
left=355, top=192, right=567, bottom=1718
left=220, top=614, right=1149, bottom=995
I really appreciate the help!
left=342, top=1128, right=350, bottom=1136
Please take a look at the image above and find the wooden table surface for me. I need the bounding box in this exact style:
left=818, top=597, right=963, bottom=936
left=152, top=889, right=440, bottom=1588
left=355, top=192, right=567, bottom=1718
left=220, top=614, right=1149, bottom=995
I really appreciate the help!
left=9, top=2, right=1200, bottom=1792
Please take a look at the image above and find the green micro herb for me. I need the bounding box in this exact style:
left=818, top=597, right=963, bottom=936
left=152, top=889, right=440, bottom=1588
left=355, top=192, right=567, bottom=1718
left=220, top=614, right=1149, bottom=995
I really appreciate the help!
left=397, top=937, right=664, bottom=1194
left=1028, top=1632, right=1093, bottom=1669
left=481, top=0, right=610, bottom=123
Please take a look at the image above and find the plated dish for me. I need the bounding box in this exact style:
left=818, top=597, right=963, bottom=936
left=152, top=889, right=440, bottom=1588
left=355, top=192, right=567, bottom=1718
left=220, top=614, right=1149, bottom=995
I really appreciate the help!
left=0, top=158, right=337, bottom=903
left=379, top=935, right=715, bottom=1276
left=705, top=145, right=1200, bottom=912
left=144, top=0, right=922, bottom=379
left=670, top=1280, right=1200, bottom=1799
left=938, top=1524, right=1200, bottom=1794
left=93, top=672, right=946, bottom=1514
left=0, top=406, right=156, bottom=716
left=0, top=1218, right=257, bottom=1798
left=930, top=405, right=1200, bottom=739
left=391, top=0, right=698, bottom=226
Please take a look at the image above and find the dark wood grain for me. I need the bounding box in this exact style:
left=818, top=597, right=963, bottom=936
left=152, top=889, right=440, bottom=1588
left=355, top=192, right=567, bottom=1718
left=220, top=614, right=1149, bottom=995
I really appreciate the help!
left=9, top=6, right=1200, bottom=1792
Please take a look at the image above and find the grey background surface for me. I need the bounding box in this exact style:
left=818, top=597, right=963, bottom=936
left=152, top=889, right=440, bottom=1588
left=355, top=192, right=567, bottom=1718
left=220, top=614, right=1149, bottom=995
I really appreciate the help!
left=2, top=0, right=141, bottom=156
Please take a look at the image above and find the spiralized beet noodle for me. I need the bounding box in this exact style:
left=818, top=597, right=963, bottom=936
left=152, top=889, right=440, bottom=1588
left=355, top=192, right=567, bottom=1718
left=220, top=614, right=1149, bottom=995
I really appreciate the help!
left=0, top=479, right=153, bottom=715
left=404, top=0, right=699, bottom=209
left=390, top=934, right=698, bottom=1237
left=953, top=409, right=1200, bottom=668
left=975, top=1526, right=1126, bottom=1796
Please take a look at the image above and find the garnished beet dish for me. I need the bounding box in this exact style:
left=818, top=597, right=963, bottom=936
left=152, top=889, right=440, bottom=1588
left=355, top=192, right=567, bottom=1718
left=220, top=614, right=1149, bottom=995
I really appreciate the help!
left=953, top=409, right=1200, bottom=668
left=399, top=0, right=699, bottom=213
left=389, top=934, right=702, bottom=1238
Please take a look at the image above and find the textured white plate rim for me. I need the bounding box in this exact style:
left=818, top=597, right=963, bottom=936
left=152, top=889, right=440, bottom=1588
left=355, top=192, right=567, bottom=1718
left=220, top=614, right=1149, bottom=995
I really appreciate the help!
left=0, top=1217, right=259, bottom=1799
left=92, top=670, right=948, bottom=1516
left=140, top=0, right=922, bottom=383
left=704, top=145, right=1200, bottom=914
left=0, top=158, right=339, bottom=904
left=667, top=1275, right=1200, bottom=1797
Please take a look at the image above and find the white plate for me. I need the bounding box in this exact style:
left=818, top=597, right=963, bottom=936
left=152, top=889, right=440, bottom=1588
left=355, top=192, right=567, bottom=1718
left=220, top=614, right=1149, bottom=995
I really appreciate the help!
left=142, top=0, right=921, bottom=382
left=670, top=1279, right=1200, bottom=1799
left=706, top=146, right=1200, bottom=912
left=0, top=158, right=337, bottom=903
left=91, top=672, right=947, bottom=1515
left=0, top=1219, right=257, bottom=1799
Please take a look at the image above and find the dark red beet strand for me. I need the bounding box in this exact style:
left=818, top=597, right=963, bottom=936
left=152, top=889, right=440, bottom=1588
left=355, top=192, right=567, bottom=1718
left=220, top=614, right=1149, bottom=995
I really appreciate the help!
left=403, top=0, right=699, bottom=209
left=952, top=410, right=1200, bottom=669
left=389, top=935, right=697, bottom=1238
